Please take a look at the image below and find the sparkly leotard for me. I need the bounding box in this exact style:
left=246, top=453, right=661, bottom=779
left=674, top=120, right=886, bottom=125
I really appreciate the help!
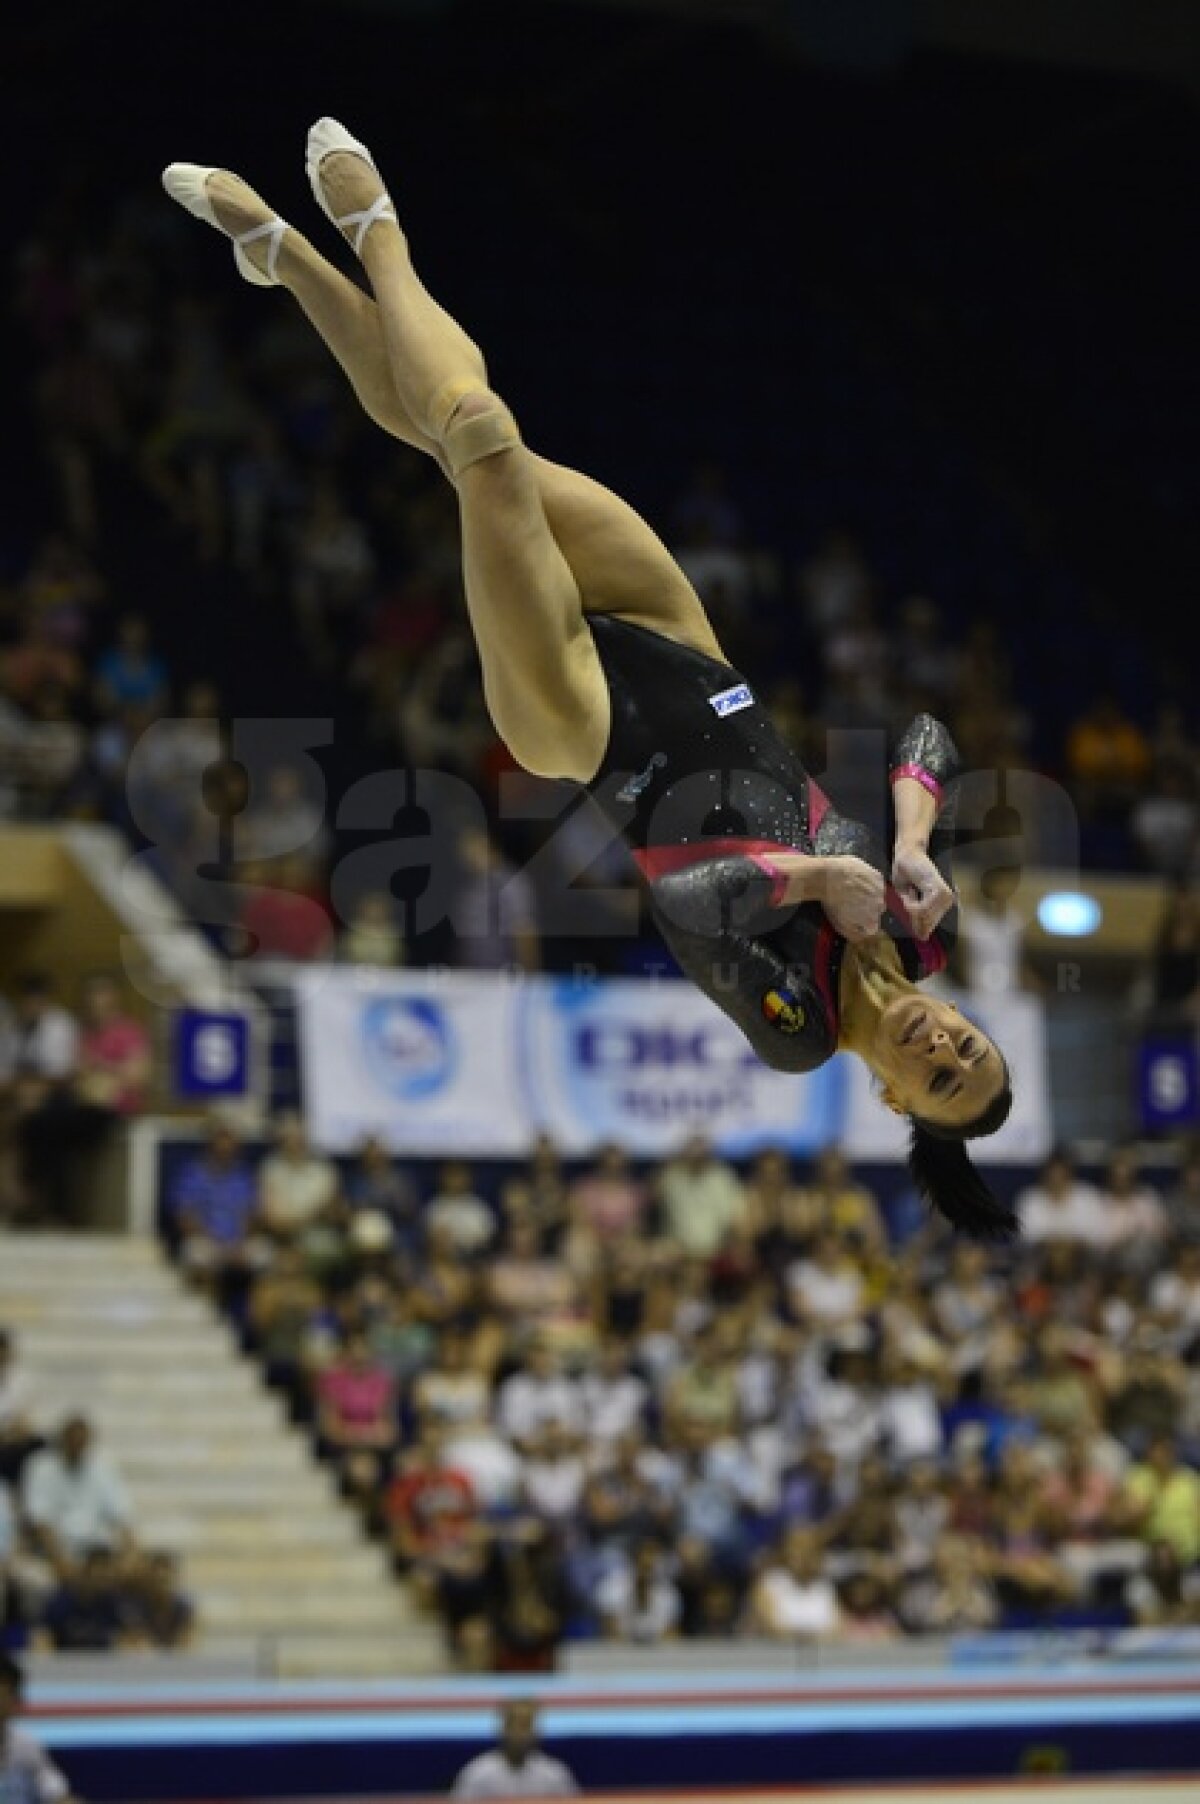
left=585, top=614, right=960, bottom=1073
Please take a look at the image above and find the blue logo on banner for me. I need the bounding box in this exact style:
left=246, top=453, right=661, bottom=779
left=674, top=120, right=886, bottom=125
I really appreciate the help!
left=174, top=1010, right=250, bottom=1100
left=1138, top=1035, right=1198, bottom=1132
left=360, top=997, right=455, bottom=1101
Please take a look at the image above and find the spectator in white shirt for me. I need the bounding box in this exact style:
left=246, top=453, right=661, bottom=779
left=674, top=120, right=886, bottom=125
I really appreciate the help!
left=931, top=1243, right=1003, bottom=1382
left=879, top=1349, right=945, bottom=1465
left=22, top=1416, right=134, bottom=1577
left=786, top=1233, right=865, bottom=1329
left=424, top=1160, right=495, bottom=1258
left=0, top=974, right=79, bottom=1085
left=1150, top=1242, right=1200, bottom=1356
left=951, top=867, right=1040, bottom=997
left=259, top=1112, right=338, bottom=1244
left=578, top=1337, right=649, bottom=1446
left=451, top=1700, right=579, bottom=1799
left=237, top=763, right=333, bottom=867
left=3, top=976, right=83, bottom=1224
left=656, top=1134, right=746, bottom=1258
left=496, top=1341, right=584, bottom=1454
left=595, top=1539, right=682, bottom=1643
left=519, top=1423, right=588, bottom=1528
left=893, top=1459, right=950, bottom=1572
left=751, top=1526, right=841, bottom=1641
left=1097, top=1146, right=1169, bottom=1272
left=792, top=1332, right=883, bottom=1472
left=0, top=1653, right=79, bottom=1804
left=1015, top=1149, right=1107, bottom=1247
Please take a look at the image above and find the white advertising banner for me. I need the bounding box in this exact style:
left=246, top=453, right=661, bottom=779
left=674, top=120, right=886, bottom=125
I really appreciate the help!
left=294, top=969, right=526, bottom=1156
left=296, top=968, right=1052, bottom=1163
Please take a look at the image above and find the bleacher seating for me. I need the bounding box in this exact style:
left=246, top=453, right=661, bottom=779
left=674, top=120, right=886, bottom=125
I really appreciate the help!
left=0, top=1235, right=441, bottom=1676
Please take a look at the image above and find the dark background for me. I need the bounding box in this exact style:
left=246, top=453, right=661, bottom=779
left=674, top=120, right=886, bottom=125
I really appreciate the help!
left=8, top=0, right=1199, bottom=703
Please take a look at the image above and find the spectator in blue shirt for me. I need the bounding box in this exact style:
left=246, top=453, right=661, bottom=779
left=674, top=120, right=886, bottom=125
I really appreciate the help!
left=93, top=614, right=168, bottom=717
left=167, top=1116, right=263, bottom=1311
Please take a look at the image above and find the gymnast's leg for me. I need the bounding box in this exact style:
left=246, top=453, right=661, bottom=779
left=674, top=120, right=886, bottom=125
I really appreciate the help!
left=272, top=202, right=724, bottom=666
left=186, top=164, right=722, bottom=776
left=197, top=172, right=445, bottom=467
left=313, top=137, right=634, bottom=783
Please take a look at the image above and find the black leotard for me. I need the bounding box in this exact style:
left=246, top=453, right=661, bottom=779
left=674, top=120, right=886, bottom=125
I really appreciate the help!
left=585, top=614, right=961, bottom=1074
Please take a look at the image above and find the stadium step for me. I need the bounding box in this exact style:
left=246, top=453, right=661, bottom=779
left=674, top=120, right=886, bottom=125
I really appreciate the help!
left=30, top=1397, right=291, bottom=1438
left=116, top=1435, right=315, bottom=1476
left=0, top=1231, right=443, bottom=1677
left=139, top=1511, right=371, bottom=1552
left=198, top=1585, right=418, bottom=1632
left=25, top=1366, right=271, bottom=1400
left=119, top=1468, right=341, bottom=1508
left=0, top=1233, right=165, bottom=1264
left=183, top=1545, right=393, bottom=1587
left=15, top=1324, right=240, bottom=1360
left=2, top=1290, right=215, bottom=1327
left=268, top=1632, right=444, bottom=1680
left=193, top=1630, right=441, bottom=1679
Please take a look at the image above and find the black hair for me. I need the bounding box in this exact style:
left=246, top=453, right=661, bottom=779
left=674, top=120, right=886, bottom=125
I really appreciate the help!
left=907, top=1064, right=1017, bottom=1242
left=0, top=1651, right=24, bottom=1698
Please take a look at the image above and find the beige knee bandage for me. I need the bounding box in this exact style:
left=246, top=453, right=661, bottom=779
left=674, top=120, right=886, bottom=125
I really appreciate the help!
left=427, top=379, right=521, bottom=478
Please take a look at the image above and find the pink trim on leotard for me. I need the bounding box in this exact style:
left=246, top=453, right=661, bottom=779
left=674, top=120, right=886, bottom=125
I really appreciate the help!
left=885, top=883, right=948, bottom=976
left=631, top=781, right=834, bottom=900
left=812, top=919, right=840, bottom=1039
left=632, top=837, right=802, bottom=887
left=890, top=763, right=943, bottom=805
left=808, top=779, right=832, bottom=834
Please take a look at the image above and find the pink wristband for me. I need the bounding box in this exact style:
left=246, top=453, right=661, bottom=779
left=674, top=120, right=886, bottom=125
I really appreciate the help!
left=749, top=853, right=789, bottom=909
left=890, top=763, right=944, bottom=806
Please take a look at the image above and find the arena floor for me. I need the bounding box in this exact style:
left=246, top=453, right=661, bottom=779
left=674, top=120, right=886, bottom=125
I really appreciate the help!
left=610, top=1790, right=1197, bottom=1802
left=154, top=1784, right=1200, bottom=1804
left=232, top=1787, right=1200, bottom=1804
left=597, top=1788, right=1200, bottom=1802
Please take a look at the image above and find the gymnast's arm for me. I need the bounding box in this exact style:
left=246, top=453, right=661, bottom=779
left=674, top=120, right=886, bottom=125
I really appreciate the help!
left=888, top=712, right=962, bottom=940
left=647, top=849, right=884, bottom=945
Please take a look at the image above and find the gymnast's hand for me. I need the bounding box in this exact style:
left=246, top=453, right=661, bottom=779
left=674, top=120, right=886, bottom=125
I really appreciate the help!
left=820, top=856, right=886, bottom=943
left=891, top=844, right=955, bottom=940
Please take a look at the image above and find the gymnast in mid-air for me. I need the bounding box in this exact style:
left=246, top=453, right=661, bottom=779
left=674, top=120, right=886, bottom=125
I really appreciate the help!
left=163, top=119, right=1016, bottom=1238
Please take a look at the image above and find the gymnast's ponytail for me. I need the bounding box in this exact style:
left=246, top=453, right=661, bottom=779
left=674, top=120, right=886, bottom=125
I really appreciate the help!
left=907, top=1074, right=1018, bottom=1241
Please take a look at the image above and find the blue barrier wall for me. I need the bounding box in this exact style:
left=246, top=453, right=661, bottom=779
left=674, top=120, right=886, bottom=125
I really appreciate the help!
left=30, top=1660, right=1200, bottom=1802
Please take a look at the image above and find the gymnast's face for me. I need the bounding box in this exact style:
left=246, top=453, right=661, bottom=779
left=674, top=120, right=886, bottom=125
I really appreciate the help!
left=873, top=995, right=1006, bottom=1131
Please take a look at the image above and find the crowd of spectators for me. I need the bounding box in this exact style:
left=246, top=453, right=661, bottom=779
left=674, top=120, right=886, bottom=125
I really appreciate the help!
left=0, top=971, right=153, bottom=1229
left=3, top=181, right=1197, bottom=987
left=163, top=1112, right=1200, bottom=1671
left=0, top=1332, right=193, bottom=1656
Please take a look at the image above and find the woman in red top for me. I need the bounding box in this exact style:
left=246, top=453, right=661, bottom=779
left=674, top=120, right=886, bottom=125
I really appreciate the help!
left=315, top=1330, right=399, bottom=1525
left=76, top=972, right=152, bottom=1115
left=316, top=1331, right=398, bottom=1451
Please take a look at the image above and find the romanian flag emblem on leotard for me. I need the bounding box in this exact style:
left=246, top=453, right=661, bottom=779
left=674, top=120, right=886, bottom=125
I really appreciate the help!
left=762, top=987, right=805, bottom=1034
